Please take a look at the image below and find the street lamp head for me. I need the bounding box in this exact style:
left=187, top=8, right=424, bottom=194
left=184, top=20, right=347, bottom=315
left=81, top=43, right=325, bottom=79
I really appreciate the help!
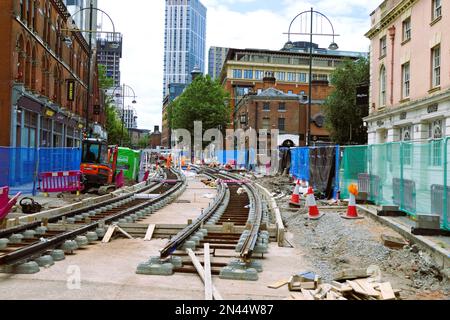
left=328, top=42, right=339, bottom=50
left=283, top=40, right=294, bottom=50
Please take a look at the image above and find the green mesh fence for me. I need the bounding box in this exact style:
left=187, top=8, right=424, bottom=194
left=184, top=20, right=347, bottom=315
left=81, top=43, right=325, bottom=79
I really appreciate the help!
left=340, top=139, right=449, bottom=231
left=339, top=145, right=368, bottom=199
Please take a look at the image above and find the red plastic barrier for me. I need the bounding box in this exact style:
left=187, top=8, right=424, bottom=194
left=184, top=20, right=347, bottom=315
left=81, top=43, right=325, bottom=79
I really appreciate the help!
left=39, top=171, right=84, bottom=194
left=115, top=170, right=124, bottom=188
left=143, top=171, right=150, bottom=182
left=0, top=187, right=21, bottom=220
left=0, top=186, right=9, bottom=208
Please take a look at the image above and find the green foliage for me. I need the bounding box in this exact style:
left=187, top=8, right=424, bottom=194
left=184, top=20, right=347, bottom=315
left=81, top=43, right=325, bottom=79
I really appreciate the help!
left=105, top=97, right=130, bottom=146
left=169, top=75, right=231, bottom=142
left=138, top=134, right=150, bottom=149
left=323, top=58, right=370, bottom=145
left=98, top=64, right=114, bottom=90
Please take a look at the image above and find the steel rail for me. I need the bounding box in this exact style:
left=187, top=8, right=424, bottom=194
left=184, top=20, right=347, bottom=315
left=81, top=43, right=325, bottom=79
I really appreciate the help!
left=0, top=170, right=166, bottom=239
left=0, top=169, right=186, bottom=266
left=159, top=180, right=226, bottom=258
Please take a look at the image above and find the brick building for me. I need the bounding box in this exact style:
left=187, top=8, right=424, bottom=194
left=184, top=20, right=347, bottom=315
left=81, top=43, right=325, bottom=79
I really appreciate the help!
left=234, top=73, right=331, bottom=146
left=0, top=0, right=104, bottom=147
left=220, top=46, right=367, bottom=146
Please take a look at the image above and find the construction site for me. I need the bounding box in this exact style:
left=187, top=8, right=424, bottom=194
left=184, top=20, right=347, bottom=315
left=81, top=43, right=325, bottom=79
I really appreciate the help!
left=0, top=149, right=449, bottom=301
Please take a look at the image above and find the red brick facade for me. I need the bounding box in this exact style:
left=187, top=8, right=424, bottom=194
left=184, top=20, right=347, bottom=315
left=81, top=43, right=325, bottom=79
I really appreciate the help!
left=0, top=0, right=104, bottom=147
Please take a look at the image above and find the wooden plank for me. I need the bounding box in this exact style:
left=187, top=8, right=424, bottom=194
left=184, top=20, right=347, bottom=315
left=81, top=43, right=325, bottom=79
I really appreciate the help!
left=186, top=249, right=223, bottom=300
left=116, top=226, right=134, bottom=239
left=203, top=243, right=213, bottom=301
left=102, top=225, right=117, bottom=243
left=326, top=291, right=337, bottom=300
left=314, top=284, right=332, bottom=300
left=300, top=289, right=314, bottom=300
left=378, top=282, right=396, bottom=300
left=347, top=280, right=368, bottom=296
left=144, top=224, right=156, bottom=241
left=268, top=279, right=289, bottom=289
left=381, top=234, right=408, bottom=249
left=355, top=279, right=380, bottom=297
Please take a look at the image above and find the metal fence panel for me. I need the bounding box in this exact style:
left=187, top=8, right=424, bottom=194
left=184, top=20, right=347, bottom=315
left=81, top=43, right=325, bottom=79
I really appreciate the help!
left=0, top=147, right=81, bottom=195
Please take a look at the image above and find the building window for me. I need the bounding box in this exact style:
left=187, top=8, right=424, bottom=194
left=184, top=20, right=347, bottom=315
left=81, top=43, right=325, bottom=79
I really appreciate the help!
left=287, top=72, right=296, bottom=82
left=297, top=73, right=307, bottom=82
left=263, top=102, right=270, bottom=112
left=278, top=118, right=285, bottom=132
left=262, top=118, right=270, bottom=130
left=428, top=119, right=443, bottom=166
left=380, top=36, right=387, bottom=58
left=402, top=18, right=411, bottom=42
left=431, top=45, right=440, bottom=88
left=275, top=72, right=285, bottom=81
left=255, top=70, right=264, bottom=80
left=278, top=102, right=286, bottom=111
left=402, top=62, right=410, bottom=98
left=232, top=69, right=242, bottom=78
left=312, top=74, right=328, bottom=81
left=243, top=70, right=253, bottom=79
left=379, top=65, right=386, bottom=107
left=432, top=0, right=441, bottom=21
left=400, top=125, right=412, bottom=165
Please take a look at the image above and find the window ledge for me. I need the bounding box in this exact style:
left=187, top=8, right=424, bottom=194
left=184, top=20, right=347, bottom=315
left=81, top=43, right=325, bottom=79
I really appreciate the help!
left=278, top=110, right=286, bottom=113
left=428, top=86, right=441, bottom=94
left=401, top=38, right=411, bottom=46
left=430, top=15, right=442, bottom=27
left=399, top=98, right=410, bottom=104
left=379, top=54, right=387, bottom=60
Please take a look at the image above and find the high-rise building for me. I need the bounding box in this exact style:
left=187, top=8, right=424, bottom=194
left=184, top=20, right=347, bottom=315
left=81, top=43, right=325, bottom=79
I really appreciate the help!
left=97, top=33, right=123, bottom=87
left=120, top=106, right=138, bottom=130
left=163, top=0, right=207, bottom=99
left=208, top=46, right=229, bottom=80
left=64, top=0, right=98, bottom=47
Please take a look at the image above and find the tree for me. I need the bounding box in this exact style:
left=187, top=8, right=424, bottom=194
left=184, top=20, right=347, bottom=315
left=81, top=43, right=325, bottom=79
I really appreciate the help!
left=98, top=64, right=114, bottom=90
left=169, top=75, right=231, bottom=146
left=323, top=58, right=370, bottom=145
left=138, top=134, right=150, bottom=149
left=98, top=64, right=130, bottom=146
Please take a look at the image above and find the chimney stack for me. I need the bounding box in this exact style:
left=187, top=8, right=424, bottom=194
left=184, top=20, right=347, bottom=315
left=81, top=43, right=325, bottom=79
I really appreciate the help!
left=262, top=71, right=276, bottom=89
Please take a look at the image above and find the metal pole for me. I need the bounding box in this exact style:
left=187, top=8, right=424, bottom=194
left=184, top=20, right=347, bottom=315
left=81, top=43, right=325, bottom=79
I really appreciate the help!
left=85, top=1, right=93, bottom=136
left=121, top=83, right=125, bottom=146
left=307, top=7, right=313, bottom=146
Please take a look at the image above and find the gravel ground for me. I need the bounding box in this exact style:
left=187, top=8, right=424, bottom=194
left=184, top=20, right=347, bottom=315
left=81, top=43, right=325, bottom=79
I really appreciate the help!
left=256, top=175, right=450, bottom=300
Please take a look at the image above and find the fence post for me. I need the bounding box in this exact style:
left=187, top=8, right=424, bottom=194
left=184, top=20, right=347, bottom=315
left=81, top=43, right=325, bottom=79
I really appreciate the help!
left=334, top=145, right=340, bottom=199
left=444, top=138, right=449, bottom=230
left=400, top=142, right=404, bottom=212
left=32, top=147, right=40, bottom=196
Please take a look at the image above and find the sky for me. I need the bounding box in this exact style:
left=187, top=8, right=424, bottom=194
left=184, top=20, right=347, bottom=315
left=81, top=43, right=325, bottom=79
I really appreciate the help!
left=97, top=0, right=375, bottom=132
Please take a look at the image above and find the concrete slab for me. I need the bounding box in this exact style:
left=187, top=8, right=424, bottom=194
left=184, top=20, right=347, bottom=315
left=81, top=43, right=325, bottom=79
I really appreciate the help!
left=139, top=176, right=216, bottom=225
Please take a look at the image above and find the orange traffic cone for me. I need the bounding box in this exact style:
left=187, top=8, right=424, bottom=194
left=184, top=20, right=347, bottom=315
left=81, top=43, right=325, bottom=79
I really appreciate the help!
left=289, top=180, right=302, bottom=207
left=342, top=184, right=364, bottom=219
left=306, top=187, right=323, bottom=220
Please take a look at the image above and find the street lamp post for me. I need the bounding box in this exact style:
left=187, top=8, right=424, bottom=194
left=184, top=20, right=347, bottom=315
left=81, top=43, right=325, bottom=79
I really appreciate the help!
left=62, top=2, right=119, bottom=137
left=111, top=84, right=137, bottom=146
left=284, top=8, right=339, bottom=146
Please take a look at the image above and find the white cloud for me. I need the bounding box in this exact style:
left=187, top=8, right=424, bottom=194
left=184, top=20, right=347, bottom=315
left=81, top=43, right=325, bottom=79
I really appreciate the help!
left=98, top=0, right=372, bottom=132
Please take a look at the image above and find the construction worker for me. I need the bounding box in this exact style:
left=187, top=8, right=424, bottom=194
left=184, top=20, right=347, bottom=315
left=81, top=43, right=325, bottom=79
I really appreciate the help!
left=166, top=153, right=172, bottom=168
